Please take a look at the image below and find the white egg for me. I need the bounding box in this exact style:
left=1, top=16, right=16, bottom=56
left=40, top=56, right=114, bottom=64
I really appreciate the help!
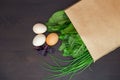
left=32, top=34, right=46, bottom=46
left=33, top=23, right=47, bottom=34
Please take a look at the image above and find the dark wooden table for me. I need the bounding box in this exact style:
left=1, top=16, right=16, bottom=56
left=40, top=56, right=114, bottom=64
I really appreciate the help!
left=0, top=0, right=120, bottom=80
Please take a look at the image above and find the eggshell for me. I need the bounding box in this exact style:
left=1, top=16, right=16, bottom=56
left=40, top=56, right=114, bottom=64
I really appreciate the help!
left=33, top=23, right=47, bottom=34
left=32, top=34, right=46, bottom=46
left=46, top=33, right=59, bottom=46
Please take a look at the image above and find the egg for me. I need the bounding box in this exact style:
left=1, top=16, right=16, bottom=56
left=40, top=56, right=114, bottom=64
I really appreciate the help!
left=46, top=33, right=59, bottom=46
left=33, top=23, right=47, bottom=34
left=32, top=34, right=46, bottom=46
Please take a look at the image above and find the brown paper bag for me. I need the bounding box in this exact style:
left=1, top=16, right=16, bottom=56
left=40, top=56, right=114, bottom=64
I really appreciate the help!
left=65, top=0, right=120, bottom=62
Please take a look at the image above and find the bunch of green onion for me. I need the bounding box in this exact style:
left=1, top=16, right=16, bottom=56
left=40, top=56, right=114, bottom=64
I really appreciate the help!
left=44, top=10, right=94, bottom=80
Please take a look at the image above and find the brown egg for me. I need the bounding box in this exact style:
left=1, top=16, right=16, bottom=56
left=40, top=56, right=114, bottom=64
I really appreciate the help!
left=46, top=33, right=59, bottom=46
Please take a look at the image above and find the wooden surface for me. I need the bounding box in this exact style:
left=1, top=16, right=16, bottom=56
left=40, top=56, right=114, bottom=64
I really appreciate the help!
left=0, top=0, right=120, bottom=80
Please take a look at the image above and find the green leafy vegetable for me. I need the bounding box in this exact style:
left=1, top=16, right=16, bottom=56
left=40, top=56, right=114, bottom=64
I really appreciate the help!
left=46, top=10, right=70, bottom=32
left=45, top=10, right=94, bottom=80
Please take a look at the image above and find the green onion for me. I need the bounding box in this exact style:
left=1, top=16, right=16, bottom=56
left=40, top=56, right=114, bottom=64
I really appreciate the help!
left=44, top=10, right=94, bottom=80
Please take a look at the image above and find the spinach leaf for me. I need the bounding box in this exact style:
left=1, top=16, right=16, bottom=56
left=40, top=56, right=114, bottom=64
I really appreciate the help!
left=46, top=10, right=89, bottom=58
